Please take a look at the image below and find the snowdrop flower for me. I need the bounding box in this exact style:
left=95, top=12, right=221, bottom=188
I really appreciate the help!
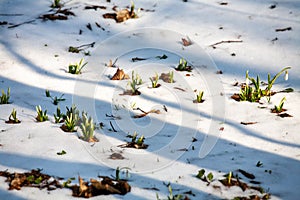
left=245, top=70, right=250, bottom=86
left=284, top=70, right=288, bottom=81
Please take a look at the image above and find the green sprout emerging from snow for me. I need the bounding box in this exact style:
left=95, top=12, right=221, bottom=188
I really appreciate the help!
left=175, top=58, right=192, bottom=72
left=150, top=73, right=159, bottom=88
left=36, top=105, right=48, bottom=122
left=80, top=112, right=96, bottom=142
left=128, top=71, right=142, bottom=95
left=0, top=87, right=10, bottom=104
left=45, top=90, right=65, bottom=105
left=8, top=108, right=20, bottom=123
left=273, top=97, right=286, bottom=113
left=68, top=58, right=87, bottom=74
left=238, top=67, right=291, bottom=102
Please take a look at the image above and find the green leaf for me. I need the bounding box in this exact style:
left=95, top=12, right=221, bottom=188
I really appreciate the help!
left=207, top=172, right=214, bottom=182
left=196, top=169, right=205, bottom=179
left=57, top=150, right=66, bottom=155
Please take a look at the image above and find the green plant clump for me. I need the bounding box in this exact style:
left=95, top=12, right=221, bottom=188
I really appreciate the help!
left=0, top=87, right=10, bottom=104
left=128, top=71, right=142, bottom=95
left=8, top=108, right=20, bottom=123
left=80, top=112, right=96, bottom=142
left=36, top=105, right=48, bottom=122
left=68, top=58, right=87, bottom=74
left=238, top=67, right=291, bottom=102
left=150, top=73, right=160, bottom=88
left=175, top=58, right=192, bottom=72
left=64, top=113, right=76, bottom=132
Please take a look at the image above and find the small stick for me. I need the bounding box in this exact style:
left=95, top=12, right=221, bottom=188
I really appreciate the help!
left=8, top=19, right=36, bottom=28
left=275, top=27, right=292, bottom=32
left=210, top=40, right=243, bottom=48
left=76, top=42, right=95, bottom=49
left=109, top=121, right=117, bottom=132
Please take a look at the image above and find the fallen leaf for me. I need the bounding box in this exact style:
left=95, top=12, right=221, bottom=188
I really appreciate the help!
left=111, top=68, right=129, bottom=80
left=182, top=37, right=192, bottom=46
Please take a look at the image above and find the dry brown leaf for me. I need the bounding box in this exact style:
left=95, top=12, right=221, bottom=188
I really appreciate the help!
left=111, top=68, right=129, bottom=80
left=182, top=37, right=192, bottom=46
left=78, top=176, right=89, bottom=196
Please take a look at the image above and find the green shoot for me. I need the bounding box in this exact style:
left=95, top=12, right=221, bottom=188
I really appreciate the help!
left=0, top=87, right=10, bottom=104
left=196, top=169, right=205, bottom=179
left=36, top=105, right=48, bottom=122
left=8, top=108, right=20, bottom=123
left=237, top=67, right=291, bottom=103
left=64, top=113, right=76, bottom=132
left=68, top=58, right=87, bottom=74
left=150, top=73, right=159, bottom=88
left=175, top=58, right=192, bottom=72
left=54, top=106, right=63, bottom=123
left=196, top=91, right=204, bottom=103
left=128, top=71, right=142, bottom=95
left=207, top=172, right=214, bottom=182
left=131, top=131, right=138, bottom=143
left=45, top=90, right=65, bottom=105
left=51, top=0, right=62, bottom=8
left=227, top=171, right=232, bottom=185
left=274, top=97, right=286, bottom=113
left=266, top=67, right=291, bottom=96
left=65, top=105, right=79, bottom=125
left=80, top=112, right=95, bottom=142
left=169, top=71, right=174, bottom=83
left=136, top=135, right=145, bottom=146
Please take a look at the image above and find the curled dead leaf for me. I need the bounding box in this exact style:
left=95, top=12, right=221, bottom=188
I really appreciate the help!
left=111, top=68, right=129, bottom=80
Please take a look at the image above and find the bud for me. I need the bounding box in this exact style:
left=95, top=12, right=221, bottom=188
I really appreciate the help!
left=245, top=70, right=250, bottom=86
left=284, top=70, right=288, bottom=81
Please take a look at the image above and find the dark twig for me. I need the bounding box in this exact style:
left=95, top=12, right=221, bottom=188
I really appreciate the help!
left=8, top=19, right=36, bottom=28
left=210, top=40, right=243, bottom=48
left=109, top=121, right=117, bottom=132
left=275, top=27, right=292, bottom=32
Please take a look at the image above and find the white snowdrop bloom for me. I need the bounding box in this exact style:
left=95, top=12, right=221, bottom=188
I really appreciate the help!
left=284, top=70, right=289, bottom=81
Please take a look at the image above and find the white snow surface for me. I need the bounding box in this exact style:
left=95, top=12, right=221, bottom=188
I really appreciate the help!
left=0, top=0, right=300, bottom=200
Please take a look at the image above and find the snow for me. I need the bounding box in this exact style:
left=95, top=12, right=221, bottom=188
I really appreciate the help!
left=0, top=0, right=300, bottom=199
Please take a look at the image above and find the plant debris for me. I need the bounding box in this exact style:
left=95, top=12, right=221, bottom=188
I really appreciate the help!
left=40, top=9, right=75, bottom=21
left=119, top=133, right=148, bottom=149
left=160, top=72, right=174, bottom=83
left=210, top=40, right=243, bottom=49
left=133, top=107, right=160, bottom=118
left=173, top=87, right=186, bottom=92
left=111, top=68, right=130, bottom=80
left=5, top=119, right=21, bottom=124
left=70, top=176, right=131, bottom=197
left=182, top=36, right=192, bottom=46
left=275, top=27, right=292, bottom=32
left=240, top=121, right=257, bottom=125
left=277, top=113, right=293, bottom=118
left=57, top=150, right=66, bottom=155
left=238, top=169, right=255, bottom=179
left=68, top=42, right=95, bottom=53
left=84, top=5, right=107, bottom=10
left=0, top=169, right=62, bottom=191
left=109, top=153, right=125, bottom=160
left=132, top=57, right=147, bottom=62
left=103, top=4, right=137, bottom=23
